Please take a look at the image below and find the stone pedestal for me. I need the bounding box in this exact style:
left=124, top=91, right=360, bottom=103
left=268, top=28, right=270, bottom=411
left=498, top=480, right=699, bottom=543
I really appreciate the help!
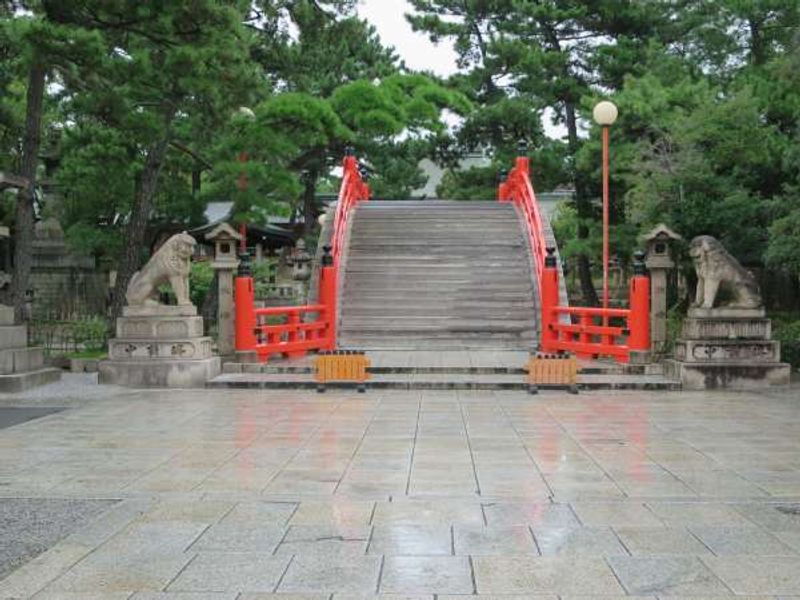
left=665, top=307, right=790, bottom=390
left=0, top=305, right=60, bottom=392
left=99, top=305, right=220, bottom=388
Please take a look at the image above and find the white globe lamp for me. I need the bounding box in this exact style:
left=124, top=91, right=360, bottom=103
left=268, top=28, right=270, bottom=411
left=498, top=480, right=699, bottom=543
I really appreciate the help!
left=593, top=101, right=618, bottom=126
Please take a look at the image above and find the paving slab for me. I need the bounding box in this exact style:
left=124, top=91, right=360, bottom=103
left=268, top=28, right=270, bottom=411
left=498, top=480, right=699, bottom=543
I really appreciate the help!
left=472, top=555, right=624, bottom=595
left=615, top=526, right=712, bottom=556
left=168, top=553, right=290, bottom=593
left=532, top=526, right=629, bottom=556
left=607, top=556, right=732, bottom=596
left=279, top=555, right=382, bottom=594
left=689, top=525, right=797, bottom=555
left=276, top=524, right=371, bottom=557
left=453, top=525, right=537, bottom=555
left=380, top=556, right=473, bottom=594
left=702, top=555, right=800, bottom=595
left=369, top=523, right=451, bottom=555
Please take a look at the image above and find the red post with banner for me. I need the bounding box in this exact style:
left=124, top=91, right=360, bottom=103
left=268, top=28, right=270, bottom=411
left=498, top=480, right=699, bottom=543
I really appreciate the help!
left=627, top=252, right=651, bottom=353
left=540, top=248, right=560, bottom=353
left=318, top=248, right=337, bottom=351
left=234, top=261, right=257, bottom=353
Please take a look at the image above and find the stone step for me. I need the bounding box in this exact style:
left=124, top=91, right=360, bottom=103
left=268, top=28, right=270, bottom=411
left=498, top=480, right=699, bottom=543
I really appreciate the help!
left=346, top=261, right=529, bottom=268
left=343, top=285, right=534, bottom=294
left=342, top=198, right=537, bottom=351
left=208, top=372, right=681, bottom=391
left=339, top=325, right=537, bottom=336
left=340, top=309, right=536, bottom=319
left=221, top=355, right=664, bottom=377
left=0, top=367, right=61, bottom=393
left=341, top=293, right=535, bottom=302
left=343, top=270, right=531, bottom=279
left=340, top=322, right=536, bottom=334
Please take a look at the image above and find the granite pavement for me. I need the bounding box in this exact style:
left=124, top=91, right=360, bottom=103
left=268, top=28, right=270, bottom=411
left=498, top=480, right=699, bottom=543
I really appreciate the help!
left=0, top=375, right=799, bottom=598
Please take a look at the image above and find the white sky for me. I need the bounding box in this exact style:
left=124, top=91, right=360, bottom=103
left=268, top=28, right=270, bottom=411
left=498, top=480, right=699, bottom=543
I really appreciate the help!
left=357, top=0, right=459, bottom=76
left=357, top=0, right=567, bottom=140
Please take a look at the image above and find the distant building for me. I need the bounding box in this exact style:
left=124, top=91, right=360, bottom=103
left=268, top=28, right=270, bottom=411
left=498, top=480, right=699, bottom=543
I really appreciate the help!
left=412, top=151, right=492, bottom=199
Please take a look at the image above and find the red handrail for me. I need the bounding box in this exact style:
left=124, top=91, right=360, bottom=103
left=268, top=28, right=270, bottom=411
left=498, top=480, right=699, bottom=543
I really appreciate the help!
left=499, top=157, right=548, bottom=283
left=234, top=153, right=369, bottom=362
left=331, top=155, right=370, bottom=269
left=499, top=155, right=650, bottom=363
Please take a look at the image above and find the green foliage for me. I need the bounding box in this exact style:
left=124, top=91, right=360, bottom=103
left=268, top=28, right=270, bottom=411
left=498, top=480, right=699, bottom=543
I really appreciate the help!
left=189, top=261, right=215, bottom=309
left=30, top=315, right=110, bottom=355
left=772, top=315, right=800, bottom=369
left=71, top=316, right=109, bottom=353
left=4, top=0, right=800, bottom=314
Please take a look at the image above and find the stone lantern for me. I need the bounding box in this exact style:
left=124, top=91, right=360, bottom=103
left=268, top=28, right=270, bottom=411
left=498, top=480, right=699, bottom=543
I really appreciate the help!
left=289, top=239, right=312, bottom=282
left=205, top=223, right=242, bottom=357
left=643, top=224, right=682, bottom=354
left=288, top=239, right=312, bottom=303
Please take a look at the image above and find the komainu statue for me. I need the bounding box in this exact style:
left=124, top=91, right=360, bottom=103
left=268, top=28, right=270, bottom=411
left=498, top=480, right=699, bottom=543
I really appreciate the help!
left=125, top=232, right=196, bottom=306
left=689, top=235, right=761, bottom=309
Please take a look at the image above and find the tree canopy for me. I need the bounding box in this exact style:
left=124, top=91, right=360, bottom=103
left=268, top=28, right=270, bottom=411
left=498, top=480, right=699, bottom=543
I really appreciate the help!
left=2, top=0, right=799, bottom=317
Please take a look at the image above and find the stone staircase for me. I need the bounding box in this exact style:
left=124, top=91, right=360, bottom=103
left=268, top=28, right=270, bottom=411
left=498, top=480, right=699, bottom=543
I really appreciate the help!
left=339, top=201, right=538, bottom=350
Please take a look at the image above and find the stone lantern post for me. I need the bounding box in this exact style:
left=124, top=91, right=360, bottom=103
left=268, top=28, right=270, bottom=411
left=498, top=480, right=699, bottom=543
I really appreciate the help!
left=288, top=239, right=312, bottom=304
left=205, top=223, right=242, bottom=358
left=643, top=224, right=682, bottom=355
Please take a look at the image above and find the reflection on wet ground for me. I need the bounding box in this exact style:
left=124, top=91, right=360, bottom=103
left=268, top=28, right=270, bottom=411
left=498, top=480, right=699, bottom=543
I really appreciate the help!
left=1, top=382, right=800, bottom=597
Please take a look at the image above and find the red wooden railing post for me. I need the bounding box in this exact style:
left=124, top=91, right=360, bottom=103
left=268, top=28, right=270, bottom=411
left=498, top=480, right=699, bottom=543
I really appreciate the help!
left=234, top=254, right=257, bottom=354
left=285, top=311, right=304, bottom=358
left=540, top=247, right=560, bottom=352
left=319, top=246, right=337, bottom=350
left=628, top=252, right=651, bottom=352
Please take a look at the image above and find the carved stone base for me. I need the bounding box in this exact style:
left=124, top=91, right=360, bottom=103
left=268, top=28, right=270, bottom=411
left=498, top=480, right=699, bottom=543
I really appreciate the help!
left=108, top=337, right=213, bottom=361
left=116, top=315, right=205, bottom=339
left=664, top=360, right=790, bottom=390
left=668, top=310, right=790, bottom=390
left=122, top=305, right=197, bottom=318
left=674, top=339, right=781, bottom=363
left=681, top=316, right=771, bottom=340
left=687, top=307, right=766, bottom=319
left=101, top=305, right=220, bottom=388
left=99, top=357, right=221, bottom=388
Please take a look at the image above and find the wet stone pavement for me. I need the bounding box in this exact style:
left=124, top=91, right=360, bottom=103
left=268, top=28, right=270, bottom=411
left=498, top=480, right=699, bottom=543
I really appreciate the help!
left=1, top=376, right=800, bottom=599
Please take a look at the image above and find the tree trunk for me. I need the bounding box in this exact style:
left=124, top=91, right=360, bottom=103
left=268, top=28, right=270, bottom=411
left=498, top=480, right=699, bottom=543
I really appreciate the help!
left=564, top=97, right=600, bottom=306
left=110, top=130, right=172, bottom=321
left=302, top=168, right=318, bottom=238
left=13, top=60, right=46, bottom=323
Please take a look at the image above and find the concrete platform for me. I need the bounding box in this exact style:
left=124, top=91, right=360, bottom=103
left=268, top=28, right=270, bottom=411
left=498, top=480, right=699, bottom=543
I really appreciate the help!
left=99, top=356, right=221, bottom=388
left=211, top=350, right=680, bottom=391
left=0, top=367, right=61, bottom=393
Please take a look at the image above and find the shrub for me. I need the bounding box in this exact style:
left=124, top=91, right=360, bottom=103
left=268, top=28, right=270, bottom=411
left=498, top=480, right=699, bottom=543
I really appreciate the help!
left=189, top=261, right=215, bottom=307
left=72, top=316, right=110, bottom=353
left=773, top=317, right=800, bottom=370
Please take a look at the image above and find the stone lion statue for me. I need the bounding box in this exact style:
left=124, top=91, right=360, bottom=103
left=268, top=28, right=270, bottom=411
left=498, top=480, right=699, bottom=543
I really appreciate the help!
left=125, top=232, right=196, bottom=306
left=689, top=235, right=761, bottom=309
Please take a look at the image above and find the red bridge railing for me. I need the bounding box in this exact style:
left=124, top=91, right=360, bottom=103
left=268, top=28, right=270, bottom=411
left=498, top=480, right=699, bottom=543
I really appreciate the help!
left=499, top=155, right=650, bottom=363
left=234, top=152, right=369, bottom=362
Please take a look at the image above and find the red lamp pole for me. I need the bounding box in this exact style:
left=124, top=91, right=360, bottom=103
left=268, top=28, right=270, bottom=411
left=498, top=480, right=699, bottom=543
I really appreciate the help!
left=237, top=150, right=248, bottom=254
left=593, top=100, right=617, bottom=312
left=602, top=125, right=610, bottom=311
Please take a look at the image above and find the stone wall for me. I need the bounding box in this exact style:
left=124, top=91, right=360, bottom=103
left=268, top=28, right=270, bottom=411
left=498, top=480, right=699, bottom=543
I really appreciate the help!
left=29, top=219, right=109, bottom=319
